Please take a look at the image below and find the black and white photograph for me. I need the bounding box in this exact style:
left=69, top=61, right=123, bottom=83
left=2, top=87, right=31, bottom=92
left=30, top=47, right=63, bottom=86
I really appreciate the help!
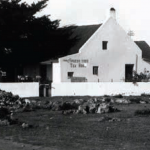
left=0, top=0, right=150, bottom=149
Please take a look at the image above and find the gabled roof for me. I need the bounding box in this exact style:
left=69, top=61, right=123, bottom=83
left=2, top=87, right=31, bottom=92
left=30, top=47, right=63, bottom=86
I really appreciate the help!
left=40, top=24, right=102, bottom=64
left=135, top=41, right=150, bottom=61
left=68, top=25, right=150, bottom=62
left=41, top=25, right=150, bottom=64
left=68, top=24, right=102, bottom=55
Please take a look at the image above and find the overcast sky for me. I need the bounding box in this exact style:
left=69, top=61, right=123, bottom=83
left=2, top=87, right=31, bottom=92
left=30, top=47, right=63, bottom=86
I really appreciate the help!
left=25, top=0, right=150, bottom=45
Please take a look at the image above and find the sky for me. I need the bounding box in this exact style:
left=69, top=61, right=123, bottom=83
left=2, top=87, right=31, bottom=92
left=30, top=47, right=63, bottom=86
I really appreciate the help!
left=24, top=0, right=150, bottom=45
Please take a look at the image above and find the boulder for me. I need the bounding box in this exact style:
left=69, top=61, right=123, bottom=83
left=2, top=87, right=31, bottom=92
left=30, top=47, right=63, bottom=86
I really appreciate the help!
left=140, top=101, right=146, bottom=104
left=76, top=105, right=87, bottom=114
left=88, top=103, right=97, bottom=113
left=115, top=98, right=130, bottom=104
left=109, top=118, right=121, bottom=122
left=73, top=99, right=84, bottom=105
left=97, top=103, right=110, bottom=114
left=0, top=119, right=10, bottom=126
left=102, top=97, right=111, bottom=103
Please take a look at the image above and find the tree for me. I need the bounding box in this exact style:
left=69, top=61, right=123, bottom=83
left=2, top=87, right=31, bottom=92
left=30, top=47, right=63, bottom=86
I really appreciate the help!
left=0, top=0, right=77, bottom=67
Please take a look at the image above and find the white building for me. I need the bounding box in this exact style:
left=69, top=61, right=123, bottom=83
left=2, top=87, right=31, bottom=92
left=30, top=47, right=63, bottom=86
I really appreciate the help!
left=52, top=8, right=150, bottom=83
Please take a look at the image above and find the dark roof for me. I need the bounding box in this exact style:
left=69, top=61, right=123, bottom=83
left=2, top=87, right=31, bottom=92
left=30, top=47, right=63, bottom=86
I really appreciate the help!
left=135, top=41, right=150, bottom=61
left=68, top=24, right=102, bottom=55
left=40, top=59, right=58, bottom=64
left=40, top=24, right=101, bottom=64
left=41, top=25, right=150, bottom=64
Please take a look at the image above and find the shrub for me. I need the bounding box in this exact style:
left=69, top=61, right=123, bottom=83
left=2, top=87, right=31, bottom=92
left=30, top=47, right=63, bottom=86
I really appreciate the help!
left=135, top=109, right=150, bottom=115
left=129, top=98, right=141, bottom=104
left=0, top=108, right=10, bottom=119
left=141, top=93, right=150, bottom=97
left=113, top=94, right=123, bottom=98
left=103, top=95, right=110, bottom=97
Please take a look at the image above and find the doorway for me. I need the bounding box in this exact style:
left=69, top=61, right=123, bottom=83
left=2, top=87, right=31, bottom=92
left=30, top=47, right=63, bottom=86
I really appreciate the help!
left=125, top=64, right=134, bottom=82
left=40, top=65, right=47, bottom=83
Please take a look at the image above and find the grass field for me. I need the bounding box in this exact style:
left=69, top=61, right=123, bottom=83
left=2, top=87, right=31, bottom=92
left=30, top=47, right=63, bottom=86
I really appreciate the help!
left=0, top=96, right=150, bottom=150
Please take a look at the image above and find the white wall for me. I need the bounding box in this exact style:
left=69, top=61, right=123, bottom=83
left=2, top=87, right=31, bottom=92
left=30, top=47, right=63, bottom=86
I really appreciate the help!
left=52, top=82, right=150, bottom=96
left=0, top=82, right=39, bottom=97
left=53, top=63, right=61, bottom=83
left=58, top=17, right=148, bottom=82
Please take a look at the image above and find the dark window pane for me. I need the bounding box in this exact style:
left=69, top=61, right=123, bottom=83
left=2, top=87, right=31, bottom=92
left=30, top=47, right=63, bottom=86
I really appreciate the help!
left=93, top=66, right=98, bottom=75
left=68, top=72, right=74, bottom=79
left=102, top=41, right=108, bottom=50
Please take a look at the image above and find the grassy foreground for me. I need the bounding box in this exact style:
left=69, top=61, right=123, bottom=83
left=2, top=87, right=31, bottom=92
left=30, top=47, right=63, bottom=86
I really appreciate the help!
left=0, top=96, right=150, bottom=150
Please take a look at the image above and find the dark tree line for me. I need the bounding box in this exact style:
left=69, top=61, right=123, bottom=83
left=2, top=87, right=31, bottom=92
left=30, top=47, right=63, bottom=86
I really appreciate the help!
left=0, top=0, right=77, bottom=67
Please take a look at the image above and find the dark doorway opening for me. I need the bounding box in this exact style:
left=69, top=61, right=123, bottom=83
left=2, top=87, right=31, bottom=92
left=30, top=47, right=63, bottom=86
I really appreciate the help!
left=40, top=65, right=47, bottom=83
left=125, top=64, right=134, bottom=82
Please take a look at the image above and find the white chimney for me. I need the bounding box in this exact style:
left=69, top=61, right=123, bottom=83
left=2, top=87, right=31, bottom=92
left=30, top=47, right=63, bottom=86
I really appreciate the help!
left=110, top=8, right=116, bottom=19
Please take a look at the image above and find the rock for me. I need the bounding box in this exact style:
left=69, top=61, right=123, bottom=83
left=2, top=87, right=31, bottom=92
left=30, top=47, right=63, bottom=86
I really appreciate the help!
left=23, top=104, right=33, bottom=112
left=51, top=101, right=61, bottom=111
left=98, top=116, right=111, bottom=122
left=88, top=103, right=96, bottom=113
left=102, top=97, right=111, bottom=103
left=73, top=99, right=84, bottom=105
left=97, top=103, right=110, bottom=114
left=76, top=105, right=87, bottom=114
left=30, top=100, right=37, bottom=105
left=22, top=123, right=29, bottom=129
left=62, top=109, right=76, bottom=115
left=0, top=119, right=10, bottom=126
left=109, top=118, right=121, bottom=122
left=110, top=99, right=115, bottom=103
left=140, top=101, right=146, bottom=104
left=94, top=98, right=97, bottom=103
left=24, top=99, right=31, bottom=104
left=115, top=98, right=130, bottom=104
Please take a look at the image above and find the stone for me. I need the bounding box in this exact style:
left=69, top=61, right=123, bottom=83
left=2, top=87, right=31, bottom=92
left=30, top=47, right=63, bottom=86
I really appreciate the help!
left=115, top=98, right=130, bottom=104
left=140, top=101, right=146, bottom=104
left=24, top=99, right=31, bottom=104
left=88, top=103, right=96, bottom=113
left=109, top=118, right=121, bottom=122
left=97, top=103, right=110, bottom=114
left=77, top=105, right=87, bottom=114
left=22, top=123, right=29, bottom=129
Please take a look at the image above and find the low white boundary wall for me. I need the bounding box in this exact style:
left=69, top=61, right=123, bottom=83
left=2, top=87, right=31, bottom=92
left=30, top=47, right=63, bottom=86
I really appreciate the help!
left=52, top=82, right=150, bottom=96
left=0, top=82, right=39, bottom=97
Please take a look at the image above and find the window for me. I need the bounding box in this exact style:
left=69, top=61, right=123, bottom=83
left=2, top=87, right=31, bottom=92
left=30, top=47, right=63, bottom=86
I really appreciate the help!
left=68, top=72, right=74, bottom=79
left=102, top=41, right=108, bottom=50
left=93, top=66, right=98, bottom=75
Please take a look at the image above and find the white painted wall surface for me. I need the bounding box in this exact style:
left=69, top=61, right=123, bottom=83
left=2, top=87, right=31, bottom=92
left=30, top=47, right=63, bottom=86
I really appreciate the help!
left=0, top=82, right=39, bottom=97
left=52, top=82, right=150, bottom=96
left=53, top=63, right=61, bottom=83
left=58, top=17, right=149, bottom=82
